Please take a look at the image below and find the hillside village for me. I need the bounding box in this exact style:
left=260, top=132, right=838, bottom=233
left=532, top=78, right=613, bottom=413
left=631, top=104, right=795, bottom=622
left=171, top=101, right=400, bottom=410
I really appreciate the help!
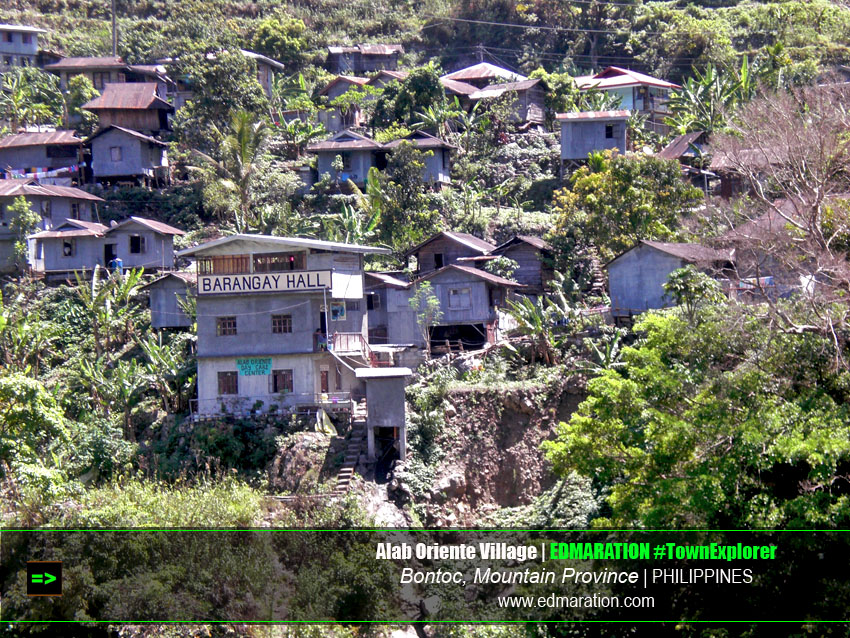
left=3, top=0, right=850, bottom=632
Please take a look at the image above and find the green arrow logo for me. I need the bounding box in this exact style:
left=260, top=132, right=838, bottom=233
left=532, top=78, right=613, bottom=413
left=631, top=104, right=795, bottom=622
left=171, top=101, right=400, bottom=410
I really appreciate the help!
left=31, top=573, right=56, bottom=585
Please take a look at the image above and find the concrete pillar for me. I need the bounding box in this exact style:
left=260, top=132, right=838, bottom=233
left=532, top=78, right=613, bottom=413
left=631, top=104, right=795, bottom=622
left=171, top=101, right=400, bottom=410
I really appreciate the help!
left=367, top=424, right=376, bottom=461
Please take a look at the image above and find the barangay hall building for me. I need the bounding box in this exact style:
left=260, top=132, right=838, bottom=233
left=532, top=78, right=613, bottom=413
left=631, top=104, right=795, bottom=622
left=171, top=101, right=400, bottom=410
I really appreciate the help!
left=177, top=234, right=391, bottom=416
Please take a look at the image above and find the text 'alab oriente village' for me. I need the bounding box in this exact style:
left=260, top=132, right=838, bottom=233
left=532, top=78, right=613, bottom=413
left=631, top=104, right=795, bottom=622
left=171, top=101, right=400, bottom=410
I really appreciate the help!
left=3, top=0, right=850, bottom=634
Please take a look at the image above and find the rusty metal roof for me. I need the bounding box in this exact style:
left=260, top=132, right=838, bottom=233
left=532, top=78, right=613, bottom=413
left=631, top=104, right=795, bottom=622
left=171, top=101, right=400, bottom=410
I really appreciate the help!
left=384, top=131, right=457, bottom=150
left=318, top=75, right=370, bottom=96
left=657, top=131, right=706, bottom=160
left=367, top=70, right=409, bottom=85
left=140, top=271, right=197, bottom=290
left=576, top=66, right=680, bottom=91
left=494, top=235, right=552, bottom=252
left=0, top=179, right=103, bottom=201
left=111, top=216, right=184, bottom=236
left=46, top=56, right=126, bottom=70
left=82, top=83, right=173, bottom=111
left=87, top=125, right=169, bottom=146
left=0, top=130, right=82, bottom=149
left=407, top=231, right=496, bottom=257
left=469, top=78, right=543, bottom=99
left=418, top=263, right=522, bottom=287
left=29, top=219, right=109, bottom=239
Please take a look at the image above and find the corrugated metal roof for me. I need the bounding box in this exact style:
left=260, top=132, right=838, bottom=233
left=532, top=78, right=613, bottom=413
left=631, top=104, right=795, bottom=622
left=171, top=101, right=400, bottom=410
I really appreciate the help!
left=82, top=83, right=173, bottom=111
left=178, top=234, right=391, bottom=257
left=0, top=130, right=82, bottom=148
left=495, top=235, right=552, bottom=252
left=384, top=131, right=457, bottom=150
left=111, top=216, right=184, bottom=236
left=367, top=70, right=409, bottom=85
left=318, top=75, right=370, bottom=96
left=239, top=49, right=286, bottom=71
left=306, top=130, right=383, bottom=152
left=440, top=78, right=479, bottom=96
left=468, top=78, right=543, bottom=100
left=140, top=271, right=197, bottom=290
left=442, top=62, right=526, bottom=83
left=87, top=125, right=169, bottom=146
left=407, top=231, right=496, bottom=257
left=327, top=44, right=403, bottom=55
left=0, top=24, right=47, bottom=34
left=642, top=241, right=732, bottom=263
left=657, top=131, right=706, bottom=160
left=418, top=263, right=522, bottom=287
left=576, top=66, right=679, bottom=90
left=45, top=56, right=126, bottom=69
left=0, top=180, right=103, bottom=201
left=555, top=110, right=631, bottom=120
left=365, top=271, right=411, bottom=289
left=29, top=219, right=109, bottom=239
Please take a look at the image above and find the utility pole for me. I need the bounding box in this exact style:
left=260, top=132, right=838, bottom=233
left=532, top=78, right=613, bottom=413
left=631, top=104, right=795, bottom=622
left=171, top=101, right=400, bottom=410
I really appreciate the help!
left=111, top=0, right=117, bottom=56
left=476, top=44, right=485, bottom=63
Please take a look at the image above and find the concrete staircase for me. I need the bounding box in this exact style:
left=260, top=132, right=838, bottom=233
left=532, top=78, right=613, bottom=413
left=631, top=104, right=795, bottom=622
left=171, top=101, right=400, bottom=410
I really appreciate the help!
left=333, top=404, right=367, bottom=495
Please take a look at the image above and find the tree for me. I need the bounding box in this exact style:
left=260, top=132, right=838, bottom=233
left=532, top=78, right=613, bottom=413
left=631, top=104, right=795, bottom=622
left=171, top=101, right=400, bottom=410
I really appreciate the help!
left=172, top=50, right=269, bottom=152
left=7, top=196, right=41, bottom=270
left=662, top=265, right=725, bottom=325
left=275, top=118, right=326, bottom=159
left=0, top=374, right=67, bottom=473
left=192, top=111, right=271, bottom=232
left=409, top=281, right=442, bottom=356
left=549, top=150, right=703, bottom=264
left=373, top=65, right=445, bottom=126
left=484, top=256, right=519, bottom=281
left=64, top=74, right=99, bottom=136
left=251, top=13, right=309, bottom=72
left=665, top=63, right=743, bottom=135
left=0, top=68, right=62, bottom=131
left=543, top=305, right=850, bottom=528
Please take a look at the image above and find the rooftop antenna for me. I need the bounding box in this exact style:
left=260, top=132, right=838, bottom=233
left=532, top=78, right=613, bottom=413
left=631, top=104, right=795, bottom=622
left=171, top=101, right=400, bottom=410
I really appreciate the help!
left=111, top=0, right=117, bottom=56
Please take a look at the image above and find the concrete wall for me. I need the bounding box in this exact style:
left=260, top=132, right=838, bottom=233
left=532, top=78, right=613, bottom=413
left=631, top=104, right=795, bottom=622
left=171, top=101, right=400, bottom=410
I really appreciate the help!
left=149, top=278, right=192, bottom=329
left=607, top=244, right=685, bottom=316
left=0, top=31, right=39, bottom=69
left=91, top=129, right=166, bottom=178
left=196, top=352, right=362, bottom=415
left=315, top=149, right=374, bottom=186
left=560, top=119, right=628, bottom=161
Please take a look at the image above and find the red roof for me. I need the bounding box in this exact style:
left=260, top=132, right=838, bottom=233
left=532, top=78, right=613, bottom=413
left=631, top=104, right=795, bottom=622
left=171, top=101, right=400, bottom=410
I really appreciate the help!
left=82, top=83, right=173, bottom=111
left=576, top=66, right=679, bottom=91
left=0, top=130, right=83, bottom=149
left=556, top=110, right=631, bottom=120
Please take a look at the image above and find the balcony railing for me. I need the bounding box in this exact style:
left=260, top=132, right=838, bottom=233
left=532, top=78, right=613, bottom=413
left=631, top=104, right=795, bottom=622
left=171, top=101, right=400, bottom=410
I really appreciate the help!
left=190, top=392, right=353, bottom=418
left=331, top=332, right=391, bottom=366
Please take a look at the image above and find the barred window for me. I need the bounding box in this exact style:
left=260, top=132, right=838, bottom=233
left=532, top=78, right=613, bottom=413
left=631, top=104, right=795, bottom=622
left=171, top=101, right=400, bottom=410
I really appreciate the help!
left=218, top=371, right=238, bottom=395
left=272, top=314, right=292, bottom=334
left=216, top=316, right=237, bottom=336
left=197, top=254, right=250, bottom=275
left=345, top=300, right=360, bottom=312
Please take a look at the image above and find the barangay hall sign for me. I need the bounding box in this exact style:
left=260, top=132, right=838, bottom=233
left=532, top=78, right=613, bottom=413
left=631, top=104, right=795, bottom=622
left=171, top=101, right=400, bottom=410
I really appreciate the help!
left=198, top=270, right=332, bottom=295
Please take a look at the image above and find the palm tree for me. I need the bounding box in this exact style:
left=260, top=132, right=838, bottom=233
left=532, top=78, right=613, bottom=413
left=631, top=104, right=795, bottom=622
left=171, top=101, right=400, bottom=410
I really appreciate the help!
left=277, top=118, right=326, bottom=158
left=412, top=99, right=462, bottom=139
left=665, top=63, right=748, bottom=134
left=192, top=111, right=271, bottom=232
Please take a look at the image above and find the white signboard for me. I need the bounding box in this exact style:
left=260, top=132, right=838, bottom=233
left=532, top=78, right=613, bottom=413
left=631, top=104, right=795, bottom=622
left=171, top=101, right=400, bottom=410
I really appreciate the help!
left=198, top=270, right=331, bottom=295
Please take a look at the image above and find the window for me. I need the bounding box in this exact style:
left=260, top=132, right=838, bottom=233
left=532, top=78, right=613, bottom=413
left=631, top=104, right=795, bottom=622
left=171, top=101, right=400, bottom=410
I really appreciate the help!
left=218, top=371, right=238, bottom=395
left=442, top=150, right=450, bottom=170
left=47, top=145, right=77, bottom=158
left=40, top=200, right=51, bottom=219
left=434, top=253, right=444, bottom=269
left=330, top=301, right=346, bottom=321
left=93, top=72, right=108, bottom=90
left=367, top=294, right=381, bottom=310
left=271, top=369, right=293, bottom=394
left=0, top=204, right=5, bottom=225
left=216, top=316, right=237, bottom=336
left=342, top=153, right=352, bottom=170
left=605, top=124, right=614, bottom=139
left=70, top=203, right=80, bottom=220
left=345, top=300, right=360, bottom=312
left=253, top=251, right=305, bottom=272
left=62, top=239, right=75, bottom=257
left=2, top=56, right=11, bottom=66
left=197, top=254, right=249, bottom=275
left=20, top=57, right=29, bottom=67
left=110, top=146, right=123, bottom=162
left=22, top=33, right=31, bottom=44
left=271, top=314, right=292, bottom=334
left=129, top=234, right=146, bottom=254
left=3, top=33, right=13, bottom=43
left=448, top=287, right=471, bottom=310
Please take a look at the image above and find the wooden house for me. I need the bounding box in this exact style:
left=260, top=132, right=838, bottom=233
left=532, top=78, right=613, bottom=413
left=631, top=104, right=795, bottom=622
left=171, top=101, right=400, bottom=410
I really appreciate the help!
left=557, top=110, right=630, bottom=172
left=384, top=131, right=455, bottom=186
left=0, top=24, right=44, bottom=71
left=489, top=235, right=553, bottom=293
left=439, top=78, right=479, bottom=110
left=45, top=56, right=172, bottom=94
left=326, top=44, right=403, bottom=74
left=406, top=230, right=496, bottom=276
left=0, top=179, right=103, bottom=272
left=141, top=271, right=196, bottom=329
left=87, top=125, right=169, bottom=186
left=82, top=83, right=173, bottom=135
left=239, top=49, right=286, bottom=98
left=364, top=271, right=416, bottom=345
left=468, top=78, right=547, bottom=124
left=606, top=240, right=734, bottom=320
left=29, top=215, right=184, bottom=277
left=574, top=67, right=678, bottom=133
left=416, top=264, right=521, bottom=351
left=441, top=62, right=526, bottom=89
left=0, top=130, right=84, bottom=184
left=316, top=75, right=370, bottom=132
left=306, top=130, right=383, bottom=187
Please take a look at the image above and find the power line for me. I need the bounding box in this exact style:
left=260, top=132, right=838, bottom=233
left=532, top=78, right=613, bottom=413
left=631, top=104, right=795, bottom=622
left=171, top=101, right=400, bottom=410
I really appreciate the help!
left=423, top=13, right=667, bottom=37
